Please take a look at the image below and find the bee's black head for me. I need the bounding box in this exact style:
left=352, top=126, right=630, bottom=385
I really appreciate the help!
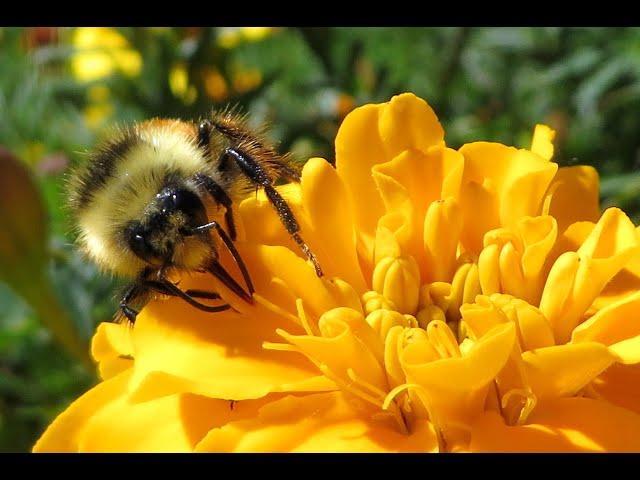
left=124, top=184, right=210, bottom=268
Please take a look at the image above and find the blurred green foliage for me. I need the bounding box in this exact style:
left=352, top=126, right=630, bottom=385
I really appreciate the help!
left=1, top=27, right=640, bottom=452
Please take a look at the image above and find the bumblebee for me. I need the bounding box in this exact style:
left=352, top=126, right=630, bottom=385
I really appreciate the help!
left=68, top=110, right=322, bottom=323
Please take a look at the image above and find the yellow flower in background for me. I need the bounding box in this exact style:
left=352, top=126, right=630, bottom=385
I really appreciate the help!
left=34, top=93, right=640, bottom=452
left=231, top=65, right=263, bottom=94
left=217, top=27, right=276, bottom=49
left=71, top=27, right=142, bottom=82
left=83, top=86, right=114, bottom=129
left=168, top=63, right=197, bottom=105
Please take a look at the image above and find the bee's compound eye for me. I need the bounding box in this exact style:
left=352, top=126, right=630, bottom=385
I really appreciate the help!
left=171, top=189, right=202, bottom=215
left=125, top=222, right=156, bottom=263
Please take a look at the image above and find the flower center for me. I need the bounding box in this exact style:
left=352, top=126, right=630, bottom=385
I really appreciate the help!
left=261, top=250, right=488, bottom=451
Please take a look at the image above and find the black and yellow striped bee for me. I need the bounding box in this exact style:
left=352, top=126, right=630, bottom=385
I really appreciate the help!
left=67, top=110, right=322, bottom=323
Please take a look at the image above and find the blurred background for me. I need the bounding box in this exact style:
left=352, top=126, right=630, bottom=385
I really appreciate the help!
left=2, top=27, right=640, bottom=452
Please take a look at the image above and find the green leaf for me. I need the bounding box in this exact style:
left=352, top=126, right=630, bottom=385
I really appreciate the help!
left=0, top=148, right=91, bottom=367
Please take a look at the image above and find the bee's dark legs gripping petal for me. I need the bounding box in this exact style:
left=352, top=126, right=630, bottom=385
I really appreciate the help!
left=194, top=173, right=237, bottom=241
left=222, top=147, right=323, bottom=277
left=183, top=289, right=221, bottom=300
left=206, top=259, right=253, bottom=304
left=144, top=279, right=231, bottom=313
left=118, top=281, right=148, bottom=323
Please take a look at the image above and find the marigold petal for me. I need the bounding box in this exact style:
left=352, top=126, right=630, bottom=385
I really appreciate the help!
left=530, top=124, right=555, bottom=161
left=459, top=142, right=557, bottom=254
left=278, top=308, right=387, bottom=392
left=129, top=282, right=333, bottom=401
left=372, top=170, right=420, bottom=269
left=33, top=369, right=132, bottom=452
left=471, top=397, right=640, bottom=452
left=518, top=216, right=558, bottom=305
left=301, top=157, right=367, bottom=292
left=522, top=343, right=616, bottom=399
left=238, top=184, right=304, bottom=253
left=336, top=94, right=445, bottom=265
left=546, top=166, right=600, bottom=232
left=335, top=104, right=387, bottom=263
left=76, top=390, right=275, bottom=452
left=542, top=208, right=640, bottom=343
left=592, top=363, right=640, bottom=415
left=195, top=392, right=438, bottom=452
left=374, top=148, right=463, bottom=220
left=91, top=322, right=134, bottom=380
left=378, top=93, right=444, bottom=159
left=424, top=198, right=463, bottom=282
left=401, top=323, right=515, bottom=435
left=572, top=291, right=640, bottom=346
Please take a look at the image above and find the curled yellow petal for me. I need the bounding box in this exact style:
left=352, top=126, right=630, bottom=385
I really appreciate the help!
left=459, top=142, right=558, bottom=254
left=278, top=308, right=387, bottom=393
left=401, top=322, right=516, bottom=436
left=541, top=208, right=640, bottom=343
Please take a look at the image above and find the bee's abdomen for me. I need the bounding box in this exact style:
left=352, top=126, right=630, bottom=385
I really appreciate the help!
left=69, top=127, right=139, bottom=213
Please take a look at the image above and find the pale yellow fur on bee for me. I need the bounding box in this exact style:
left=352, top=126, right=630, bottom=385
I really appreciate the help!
left=75, top=123, right=212, bottom=277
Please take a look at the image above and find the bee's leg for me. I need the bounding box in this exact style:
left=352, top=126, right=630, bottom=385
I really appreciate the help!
left=193, top=173, right=237, bottom=241
left=183, top=289, right=221, bottom=300
left=206, top=259, right=254, bottom=304
left=190, top=219, right=254, bottom=298
left=144, top=279, right=231, bottom=313
left=221, top=147, right=323, bottom=277
left=117, top=280, right=151, bottom=324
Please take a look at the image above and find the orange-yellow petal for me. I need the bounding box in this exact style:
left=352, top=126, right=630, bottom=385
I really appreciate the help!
left=546, top=166, right=600, bottom=233
left=572, top=291, right=640, bottom=346
left=33, top=369, right=132, bottom=452
left=530, top=124, right=555, bottom=161
left=471, top=397, right=640, bottom=452
left=335, top=104, right=387, bottom=262
left=195, top=392, right=438, bottom=452
left=541, top=208, right=640, bottom=343
left=36, top=365, right=277, bottom=452
left=522, top=343, right=617, bottom=399
left=591, top=363, right=640, bottom=415
left=372, top=147, right=464, bottom=278
left=129, top=275, right=335, bottom=402
left=91, top=322, right=134, bottom=380
left=78, top=392, right=267, bottom=452
left=336, top=93, right=445, bottom=264
left=277, top=308, right=387, bottom=393
left=459, top=142, right=558, bottom=254
left=300, top=157, right=367, bottom=292
left=401, top=322, right=516, bottom=436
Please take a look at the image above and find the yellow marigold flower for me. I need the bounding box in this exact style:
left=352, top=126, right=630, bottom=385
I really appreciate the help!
left=71, top=27, right=142, bottom=82
left=34, top=93, right=640, bottom=452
